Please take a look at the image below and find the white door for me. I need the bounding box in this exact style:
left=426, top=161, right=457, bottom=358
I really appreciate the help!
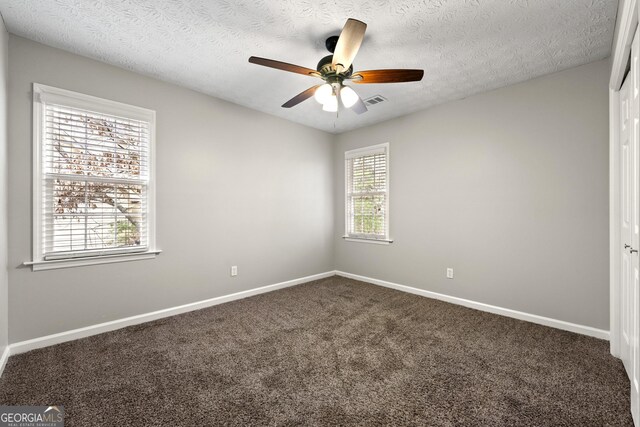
left=629, top=29, right=640, bottom=425
left=631, top=29, right=640, bottom=424
left=621, top=63, right=632, bottom=377
left=620, top=28, right=640, bottom=425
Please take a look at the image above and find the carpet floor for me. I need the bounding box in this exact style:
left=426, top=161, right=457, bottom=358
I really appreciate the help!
left=0, top=276, right=632, bottom=426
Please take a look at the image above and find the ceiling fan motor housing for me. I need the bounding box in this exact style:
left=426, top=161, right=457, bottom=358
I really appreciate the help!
left=316, top=54, right=353, bottom=77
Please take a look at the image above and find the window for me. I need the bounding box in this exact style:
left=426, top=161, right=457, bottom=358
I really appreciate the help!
left=29, top=84, right=157, bottom=270
left=344, top=143, right=392, bottom=244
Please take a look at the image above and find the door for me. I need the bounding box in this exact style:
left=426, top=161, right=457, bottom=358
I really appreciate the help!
left=631, top=29, right=640, bottom=424
left=620, top=28, right=640, bottom=425
left=621, top=63, right=632, bottom=377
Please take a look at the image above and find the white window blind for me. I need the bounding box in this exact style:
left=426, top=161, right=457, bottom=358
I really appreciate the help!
left=34, top=84, right=155, bottom=261
left=345, top=144, right=389, bottom=240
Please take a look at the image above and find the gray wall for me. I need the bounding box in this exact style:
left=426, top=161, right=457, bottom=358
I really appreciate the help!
left=8, top=36, right=334, bottom=343
left=0, top=19, right=8, bottom=355
left=5, top=35, right=611, bottom=343
left=334, top=59, right=610, bottom=330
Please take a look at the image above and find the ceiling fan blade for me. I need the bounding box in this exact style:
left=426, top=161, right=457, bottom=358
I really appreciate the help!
left=339, top=87, right=368, bottom=114
left=282, top=85, right=322, bottom=108
left=351, top=69, right=424, bottom=84
left=249, top=56, right=319, bottom=77
left=332, top=19, right=367, bottom=73
left=351, top=95, right=368, bottom=115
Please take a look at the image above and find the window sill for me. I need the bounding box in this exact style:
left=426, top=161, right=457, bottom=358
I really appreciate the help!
left=24, top=250, right=162, bottom=271
left=342, top=236, right=394, bottom=245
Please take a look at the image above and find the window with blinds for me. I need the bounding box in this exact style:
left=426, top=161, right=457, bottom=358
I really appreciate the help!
left=345, top=144, right=390, bottom=241
left=33, top=84, right=155, bottom=263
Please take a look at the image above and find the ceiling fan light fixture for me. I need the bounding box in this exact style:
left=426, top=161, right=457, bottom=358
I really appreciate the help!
left=340, top=86, right=359, bottom=108
left=322, top=94, right=338, bottom=112
left=314, top=83, right=333, bottom=104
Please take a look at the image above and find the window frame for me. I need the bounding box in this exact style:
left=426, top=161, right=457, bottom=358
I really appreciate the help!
left=343, top=143, right=393, bottom=245
left=27, top=83, right=159, bottom=271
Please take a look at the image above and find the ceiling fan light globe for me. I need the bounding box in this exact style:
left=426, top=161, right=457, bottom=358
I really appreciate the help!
left=322, top=95, right=338, bottom=112
left=340, top=86, right=359, bottom=108
left=314, top=84, right=333, bottom=104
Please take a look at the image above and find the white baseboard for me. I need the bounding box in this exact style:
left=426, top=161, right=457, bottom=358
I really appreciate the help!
left=4, top=269, right=609, bottom=371
left=8, top=271, right=335, bottom=357
left=0, top=345, right=9, bottom=378
left=336, top=271, right=610, bottom=340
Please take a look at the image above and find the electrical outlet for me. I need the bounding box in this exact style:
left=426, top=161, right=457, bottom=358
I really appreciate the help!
left=231, top=265, right=238, bottom=277
left=446, top=268, right=454, bottom=279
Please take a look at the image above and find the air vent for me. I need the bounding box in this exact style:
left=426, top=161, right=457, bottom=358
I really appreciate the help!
left=364, top=95, right=387, bottom=106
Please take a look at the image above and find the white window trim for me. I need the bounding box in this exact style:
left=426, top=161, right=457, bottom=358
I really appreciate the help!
left=343, top=142, right=392, bottom=245
left=27, top=83, right=159, bottom=271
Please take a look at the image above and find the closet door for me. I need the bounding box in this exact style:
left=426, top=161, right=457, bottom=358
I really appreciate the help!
left=621, top=61, right=632, bottom=377
left=631, top=28, right=640, bottom=424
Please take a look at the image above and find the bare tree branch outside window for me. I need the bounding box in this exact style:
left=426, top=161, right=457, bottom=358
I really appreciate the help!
left=46, top=108, right=147, bottom=253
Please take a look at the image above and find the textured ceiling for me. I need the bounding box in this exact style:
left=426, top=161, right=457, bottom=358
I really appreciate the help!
left=0, top=0, right=618, bottom=133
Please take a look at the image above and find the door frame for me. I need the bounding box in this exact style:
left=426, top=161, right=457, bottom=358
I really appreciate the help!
left=612, top=0, right=639, bottom=358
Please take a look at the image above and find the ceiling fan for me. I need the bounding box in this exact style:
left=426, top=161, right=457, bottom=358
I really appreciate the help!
left=248, top=18, right=424, bottom=115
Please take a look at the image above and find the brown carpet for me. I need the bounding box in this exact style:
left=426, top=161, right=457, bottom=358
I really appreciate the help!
left=0, top=276, right=632, bottom=426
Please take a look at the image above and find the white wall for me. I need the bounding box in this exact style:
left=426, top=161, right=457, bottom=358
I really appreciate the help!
left=334, top=59, right=610, bottom=330
left=0, top=18, right=8, bottom=358
left=7, top=36, right=334, bottom=343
